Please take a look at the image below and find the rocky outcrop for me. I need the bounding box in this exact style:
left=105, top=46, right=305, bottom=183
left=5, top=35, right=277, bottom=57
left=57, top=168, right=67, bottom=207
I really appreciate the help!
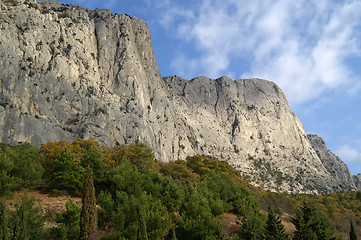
left=353, top=174, right=361, bottom=191
left=0, top=0, right=356, bottom=193
left=307, top=134, right=356, bottom=191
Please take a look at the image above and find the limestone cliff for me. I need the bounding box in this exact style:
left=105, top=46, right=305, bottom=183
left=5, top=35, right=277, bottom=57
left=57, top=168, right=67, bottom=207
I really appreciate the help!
left=353, top=174, right=361, bottom=191
left=0, top=0, right=356, bottom=193
left=307, top=134, right=356, bottom=191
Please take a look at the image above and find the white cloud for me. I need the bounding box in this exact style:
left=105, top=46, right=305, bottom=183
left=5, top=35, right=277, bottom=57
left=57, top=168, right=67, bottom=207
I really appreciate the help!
left=156, top=0, right=361, bottom=106
left=335, top=145, right=361, bottom=164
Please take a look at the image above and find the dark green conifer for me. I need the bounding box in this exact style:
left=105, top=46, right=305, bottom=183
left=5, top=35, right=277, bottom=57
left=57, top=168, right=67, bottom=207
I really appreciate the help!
left=11, top=195, right=44, bottom=240
left=350, top=220, right=358, bottom=240
left=292, top=202, right=337, bottom=240
left=80, top=165, right=97, bottom=240
left=265, top=206, right=290, bottom=240
left=0, top=200, right=10, bottom=240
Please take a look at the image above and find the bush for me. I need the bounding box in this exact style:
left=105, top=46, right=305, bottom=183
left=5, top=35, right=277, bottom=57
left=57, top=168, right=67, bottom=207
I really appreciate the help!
left=50, top=198, right=81, bottom=240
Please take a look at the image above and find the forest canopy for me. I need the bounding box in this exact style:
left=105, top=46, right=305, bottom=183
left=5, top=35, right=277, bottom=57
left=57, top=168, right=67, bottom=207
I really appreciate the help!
left=0, top=140, right=360, bottom=239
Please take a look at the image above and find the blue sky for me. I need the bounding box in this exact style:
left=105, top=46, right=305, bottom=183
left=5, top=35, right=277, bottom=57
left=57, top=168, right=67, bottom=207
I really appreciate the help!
left=60, top=0, right=361, bottom=175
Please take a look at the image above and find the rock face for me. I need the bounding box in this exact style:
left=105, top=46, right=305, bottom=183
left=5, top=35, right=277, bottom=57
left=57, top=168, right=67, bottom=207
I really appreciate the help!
left=0, top=0, right=356, bottom=193
left=353, top=174, right=361, bottom=191
left=307, top=134, right=356, bottom=191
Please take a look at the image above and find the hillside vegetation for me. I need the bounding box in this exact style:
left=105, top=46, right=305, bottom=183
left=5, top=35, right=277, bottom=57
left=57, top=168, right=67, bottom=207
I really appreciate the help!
left=1, top=140, right=360, bottom=239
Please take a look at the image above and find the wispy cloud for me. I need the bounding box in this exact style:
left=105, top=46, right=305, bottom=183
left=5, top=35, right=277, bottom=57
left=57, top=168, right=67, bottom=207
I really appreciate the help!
left=156, top=0, right=361, bottom=106
left=335, top=145, right=361, bottom=164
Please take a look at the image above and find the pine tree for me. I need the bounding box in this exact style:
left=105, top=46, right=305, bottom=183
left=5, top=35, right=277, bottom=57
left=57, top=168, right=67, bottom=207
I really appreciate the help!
left=292, top=202, right=337, bottom=240
left=350, top=220, right=358, bottom=240
left=0, top=200, right=10, bottom=240
left=11, top=195, right=44, bottom=240
left=80, top=165, right=97, bottom=240
left=265, top=206, right=290, bottom=240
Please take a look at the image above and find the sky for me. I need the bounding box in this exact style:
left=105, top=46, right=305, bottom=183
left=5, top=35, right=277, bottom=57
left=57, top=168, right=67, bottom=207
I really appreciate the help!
left=60, top=0, right=361, bottom=175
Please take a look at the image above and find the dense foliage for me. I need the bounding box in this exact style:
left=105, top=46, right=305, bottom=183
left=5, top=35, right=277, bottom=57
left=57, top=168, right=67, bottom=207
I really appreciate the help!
left=0, top=139, right=360, bottom=239
left=0, top=195, right=44, bottom=240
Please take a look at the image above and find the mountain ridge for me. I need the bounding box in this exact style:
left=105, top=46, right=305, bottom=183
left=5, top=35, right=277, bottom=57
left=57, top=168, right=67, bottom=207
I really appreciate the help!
left=0, top=0, right=357, bottom=193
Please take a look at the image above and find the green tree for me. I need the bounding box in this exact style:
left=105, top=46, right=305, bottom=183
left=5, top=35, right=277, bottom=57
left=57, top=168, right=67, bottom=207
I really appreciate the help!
left=292, top=203, right=338, bottom=240
left=233, top=185, right=264, bottom=240
left=0, top=200, right=11, bottom=239
left=10, top=195, right=44, bottom=240
left=265, top=206, right=289, bottom=240
left=176, top=185, right=225, bottom=240
left=99, top=191, right=171, bottom=240
left=80, top=165, right=97, bottom=240
left=10, top=142, right=44, bottom=188
left=99, top=160, right=172, bottom=239
left=49, top=147, right=85, bottom=194
left=350, top=220, right=358, bottom=240
left=357, top=191, right=361, bottom=201
left=0, top=149, right=16, bottom=195
left=50, top=198, right=81, bottom=240
left=80, top=147, right=107, bottom=191
left=141, top=169, right=183, bottom=213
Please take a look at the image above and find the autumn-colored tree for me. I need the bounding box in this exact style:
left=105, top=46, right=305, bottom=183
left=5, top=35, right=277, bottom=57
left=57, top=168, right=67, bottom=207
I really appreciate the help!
left=185, top=155, right=242, bottom=181
left=160, top=160, right=201, bottom=184
left=100, top=146, right=117, bottom=168
left=71, top=139, right=101, bottom=162
left=80, top=165, right=97, bottom=240
left=111, top=143, right=158, bottom=170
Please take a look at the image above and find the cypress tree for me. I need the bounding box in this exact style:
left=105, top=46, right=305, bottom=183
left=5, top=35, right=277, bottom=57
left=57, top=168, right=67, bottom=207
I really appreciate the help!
left=265, top=206, right=290, bottom=240
left=80, top=165, right=97, bottom=240
left=350, top=220, right=358, bottom=240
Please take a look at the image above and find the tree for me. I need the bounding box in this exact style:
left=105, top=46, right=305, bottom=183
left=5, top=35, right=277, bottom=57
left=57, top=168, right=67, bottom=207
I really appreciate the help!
left=0, top=200, right=10, bottom=239
left=176, top=185, right=225, bottom=240
left=0, top=149, right=16, bottom=195
left=357, top=191, right=361, bottom=201
left=80, top=147, right=107, bottom=190
left=49, top=147, right=85, bottom=194
left=98, top=160, right=173, bottom=239
left=292, top=202, right=338, bottom=240
left=111, top=143, right=158, bottom=170
left=265, top=206, right=289, bottom=240
left=40, top=140, right=71, bottom=181
left=50, top=198, right=81, bottom=240
left=9, top=142, right=44, bottom=188
left=80, top=165, right=97, bottom=240
left=10, top=195, right=44, bottom=240
left=350, top=220, right=358, bottom=240
left=160, top=160, right=201, bottom=184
